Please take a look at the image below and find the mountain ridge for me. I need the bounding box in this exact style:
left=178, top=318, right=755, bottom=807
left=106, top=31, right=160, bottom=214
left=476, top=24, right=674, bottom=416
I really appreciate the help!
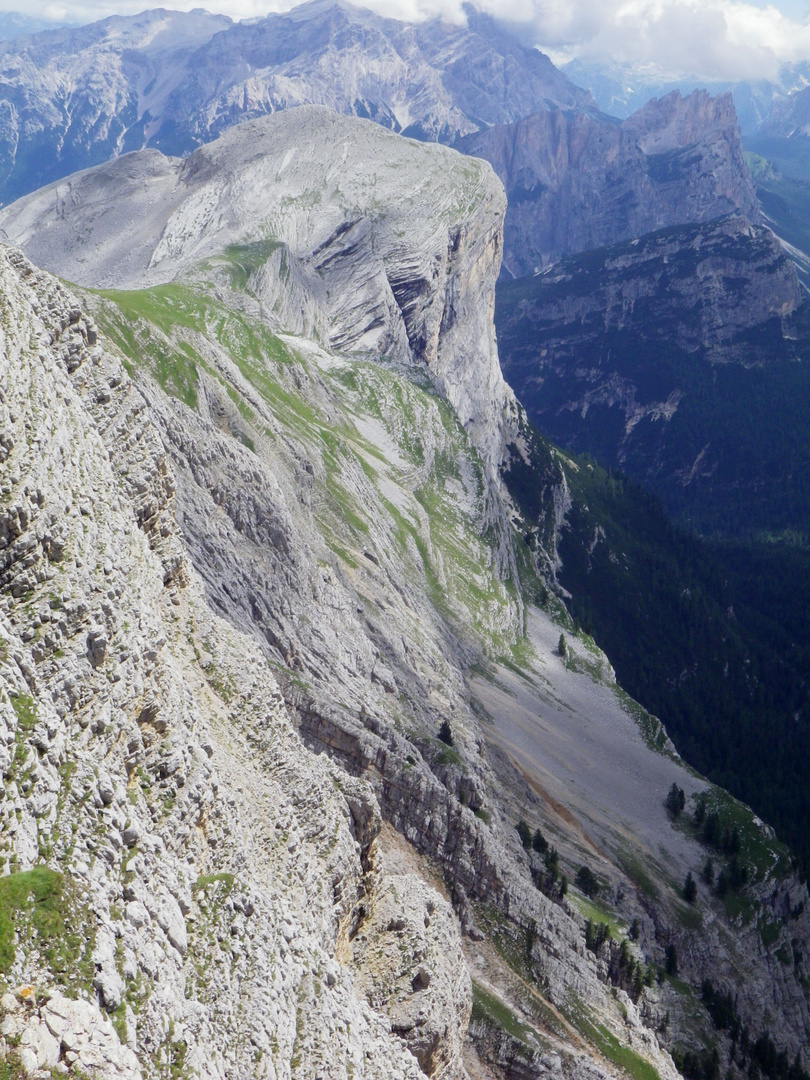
left=457, top=89, right=760, bottom=277
left=0, top=1, right=594, bottom=207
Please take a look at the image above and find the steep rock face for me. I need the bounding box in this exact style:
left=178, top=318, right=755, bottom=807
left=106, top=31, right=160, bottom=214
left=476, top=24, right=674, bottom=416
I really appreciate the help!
left=0, top=0, right=593, bottom=206
left=458, top=89, right=759, bottom=277
left=0, top=227, right=668, bottom=1080
left=559, top=57, right=810, bottom=135
left=495, top=214, right=810, bottom=534
left=0, top=106, right=517, bottom=484
left=0, top=245, right=448, bottom=1080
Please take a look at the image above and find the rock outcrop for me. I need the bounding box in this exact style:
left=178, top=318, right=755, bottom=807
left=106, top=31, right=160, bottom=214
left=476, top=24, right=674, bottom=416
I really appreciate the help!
left=459, top=89, right=759, bottom=277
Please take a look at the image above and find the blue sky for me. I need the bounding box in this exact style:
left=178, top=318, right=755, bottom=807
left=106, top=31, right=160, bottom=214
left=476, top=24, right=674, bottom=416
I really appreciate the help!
left=6, top=0, right=810, bottom=81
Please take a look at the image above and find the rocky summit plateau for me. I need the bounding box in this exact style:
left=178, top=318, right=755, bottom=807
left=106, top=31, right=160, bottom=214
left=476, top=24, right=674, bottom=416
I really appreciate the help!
left=0, top=96, right=809, bottom=1080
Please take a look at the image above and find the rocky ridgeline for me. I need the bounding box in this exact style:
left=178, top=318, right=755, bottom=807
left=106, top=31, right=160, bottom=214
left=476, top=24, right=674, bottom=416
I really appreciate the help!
left=0, top=107, right=519, bottom=492
left=458, top=89, right=759, bottom=277
left=0, top=245, right=463, bottom=1079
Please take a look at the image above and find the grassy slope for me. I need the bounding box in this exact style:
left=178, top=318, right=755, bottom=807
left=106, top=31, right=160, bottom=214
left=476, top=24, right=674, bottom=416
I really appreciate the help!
left=91, top=275, right=524, bottom=666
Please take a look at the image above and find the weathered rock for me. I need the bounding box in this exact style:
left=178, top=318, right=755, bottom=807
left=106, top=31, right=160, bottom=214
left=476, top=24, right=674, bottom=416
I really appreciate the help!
left=351, top=871, right=471, bottom=1079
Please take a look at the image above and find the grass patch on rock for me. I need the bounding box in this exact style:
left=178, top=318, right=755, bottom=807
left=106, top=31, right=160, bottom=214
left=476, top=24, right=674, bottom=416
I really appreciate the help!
left=0, top=867, right=95, bottom=989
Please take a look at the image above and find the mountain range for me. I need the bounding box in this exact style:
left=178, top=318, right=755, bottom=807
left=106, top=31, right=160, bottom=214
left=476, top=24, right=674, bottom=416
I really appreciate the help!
left=0, top=0, right=592, bottom=207
left=0, top=7, right=809, bottom=1080
left=560, top=58, right=810, bottom=136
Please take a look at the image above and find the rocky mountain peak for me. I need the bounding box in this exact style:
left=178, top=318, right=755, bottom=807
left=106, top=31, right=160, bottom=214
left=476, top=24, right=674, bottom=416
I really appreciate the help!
left=458, top=87, right=759, bottom=276
left=623, top=88, right=743, bottom=153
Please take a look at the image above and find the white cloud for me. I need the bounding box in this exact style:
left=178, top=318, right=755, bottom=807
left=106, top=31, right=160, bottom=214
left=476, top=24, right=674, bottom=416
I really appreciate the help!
left=1, top=0, right=809, bottom=82
left=481, top=0, right=810, bottom=81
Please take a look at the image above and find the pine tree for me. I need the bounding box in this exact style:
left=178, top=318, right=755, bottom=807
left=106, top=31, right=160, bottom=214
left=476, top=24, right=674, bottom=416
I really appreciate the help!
left=531, top=827, right=548, bottom=854
left=665, top=782, right=685, bottom=817
left=516, top=819, right=532, bottom=850
left=683, top=871, right=697, bottom=903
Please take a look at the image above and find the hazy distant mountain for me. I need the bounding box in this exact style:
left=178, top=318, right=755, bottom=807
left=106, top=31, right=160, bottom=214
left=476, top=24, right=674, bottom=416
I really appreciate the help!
left=0, top=13, right=73, bottom=41
left=563, top=57, right=810, bottom=135
left=759, top=83, right=810, bottom=141
left=0, top=0, right=594, bottom=206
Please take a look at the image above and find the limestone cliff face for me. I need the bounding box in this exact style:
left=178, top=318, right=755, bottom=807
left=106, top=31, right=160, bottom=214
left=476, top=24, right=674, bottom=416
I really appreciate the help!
left=458, top=89, right=759, bottom=278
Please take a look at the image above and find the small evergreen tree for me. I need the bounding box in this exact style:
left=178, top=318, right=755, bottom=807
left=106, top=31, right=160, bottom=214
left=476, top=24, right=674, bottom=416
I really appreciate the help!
left=516, top=819, right=532, bottom=850
left=701, top=858, right=715, bottom=886
left=665, top=782, right=685, bottom=817
left=575, top=864, right=600, bottom=898
left=558, top=633, right=567, bottom=658
left=683, top=871, right=697, bottom=903
left=585, top=919, right=609, bottom=953
left=703, top=811, right=722, bottom=847
left=531, top=827, right=548, bottom=854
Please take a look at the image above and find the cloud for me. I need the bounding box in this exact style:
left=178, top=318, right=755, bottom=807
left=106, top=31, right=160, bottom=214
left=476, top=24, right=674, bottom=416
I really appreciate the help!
left=2, top=0, right=810, bottom=82
left=498, top=0, right=810, bottom=81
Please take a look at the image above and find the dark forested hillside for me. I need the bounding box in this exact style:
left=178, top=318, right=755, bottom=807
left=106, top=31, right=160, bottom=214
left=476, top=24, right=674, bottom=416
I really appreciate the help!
left=505, top=433, right=810, bottom=873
